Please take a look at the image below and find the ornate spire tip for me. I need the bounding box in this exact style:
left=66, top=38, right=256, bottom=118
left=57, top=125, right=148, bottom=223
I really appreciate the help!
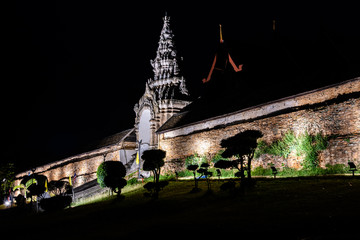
left=219, top=24, right=224, bottom=43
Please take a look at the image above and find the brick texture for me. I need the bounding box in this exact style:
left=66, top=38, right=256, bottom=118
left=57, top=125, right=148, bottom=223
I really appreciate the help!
left=159, top=79, right=360, bottom=173
left=15, top=144, right=129, bottom=188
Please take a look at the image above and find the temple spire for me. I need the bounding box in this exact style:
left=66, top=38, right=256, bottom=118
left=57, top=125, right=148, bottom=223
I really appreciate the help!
left=148, top=14, right=189, bottom=100
left=150, top=15, right=180, bottom=81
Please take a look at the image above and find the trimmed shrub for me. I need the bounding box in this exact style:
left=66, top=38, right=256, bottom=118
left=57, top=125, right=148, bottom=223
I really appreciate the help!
left=97, top=161, right=127, bottom=195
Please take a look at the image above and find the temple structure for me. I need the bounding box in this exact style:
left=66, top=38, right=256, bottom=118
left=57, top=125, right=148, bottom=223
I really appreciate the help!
left=14, top=15, right=360, bottom=201
left=134, top=15, right=190, bottom=149
left=133, top=15, right=191, bottom=176
left=15, top=14, right=192, bottom=193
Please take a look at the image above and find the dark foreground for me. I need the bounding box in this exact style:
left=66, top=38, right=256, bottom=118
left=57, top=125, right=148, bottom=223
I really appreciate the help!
left=1, top=176, right=360, bottom=239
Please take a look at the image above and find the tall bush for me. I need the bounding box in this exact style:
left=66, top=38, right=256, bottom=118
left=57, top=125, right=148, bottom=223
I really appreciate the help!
left=221, top=130, right=263, bottom=180
left=142, top=149, right=167, bottom=199
left=187, top=164, right=199, bottom=191
left=97, top=161, right=127, bottom=198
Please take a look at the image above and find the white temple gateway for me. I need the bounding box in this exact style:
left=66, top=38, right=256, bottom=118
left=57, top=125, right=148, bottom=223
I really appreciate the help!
left=133, top=15, right=191, bottom=176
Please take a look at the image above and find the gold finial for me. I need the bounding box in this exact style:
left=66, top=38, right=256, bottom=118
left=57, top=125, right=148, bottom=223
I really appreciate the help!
left=219, top=24, right=224, bottom=43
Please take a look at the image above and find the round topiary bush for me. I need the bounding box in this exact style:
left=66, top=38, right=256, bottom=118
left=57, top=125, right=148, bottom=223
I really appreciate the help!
left=97, top=161, right=127, bottom=194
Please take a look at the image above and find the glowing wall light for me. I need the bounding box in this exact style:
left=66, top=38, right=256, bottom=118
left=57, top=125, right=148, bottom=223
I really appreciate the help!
left=194, top=139, right=211, bottom=156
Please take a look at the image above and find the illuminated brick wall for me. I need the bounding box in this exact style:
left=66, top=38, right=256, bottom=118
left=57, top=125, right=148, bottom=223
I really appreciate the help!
left=14, top=78, right=359, bottom=188
left=159, top=78, right=360, bottom=172
left=15, top=143, right=135, bottom=188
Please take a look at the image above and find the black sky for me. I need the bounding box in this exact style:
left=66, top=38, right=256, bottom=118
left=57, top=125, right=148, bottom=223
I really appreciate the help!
left=8, top=1, right=360, bottom=172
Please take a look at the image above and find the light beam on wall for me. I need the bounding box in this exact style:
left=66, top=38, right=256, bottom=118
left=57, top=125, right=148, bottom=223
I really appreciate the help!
left=194, top=139, right=211, bottom=156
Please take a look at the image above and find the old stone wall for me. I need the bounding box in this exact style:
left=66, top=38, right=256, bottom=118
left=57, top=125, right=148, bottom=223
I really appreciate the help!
left=15, top=143, right=135, bottom=188
left=159, top=79, right=360, bottom=172
left=254, top=135, right=360, bottom=170
left=14, top=79, right=359, bottom=188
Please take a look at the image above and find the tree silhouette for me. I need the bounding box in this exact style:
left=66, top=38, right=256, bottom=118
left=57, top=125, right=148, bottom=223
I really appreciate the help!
left=197, top=163, right=213, bottom=191
left=221, top=130, right=263, bottom=180
left=20, top=173, right=49, bottom=211
left=142, top=149, right=167, bottom=199
left=20, top=174, right=48, bottom=199
left=187, top=164, right=199, bottom=191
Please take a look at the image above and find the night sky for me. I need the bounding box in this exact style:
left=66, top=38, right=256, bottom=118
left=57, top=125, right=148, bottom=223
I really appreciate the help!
left=8, top=1, right=360, bottom=172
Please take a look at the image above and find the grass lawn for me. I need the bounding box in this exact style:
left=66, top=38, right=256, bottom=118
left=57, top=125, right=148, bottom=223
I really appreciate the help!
left=1, top=176, right=360, bottom=239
